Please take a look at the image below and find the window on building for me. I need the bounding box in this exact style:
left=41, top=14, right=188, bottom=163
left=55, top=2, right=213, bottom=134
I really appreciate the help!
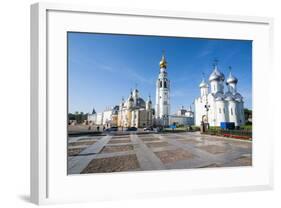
left=219, top=108, right=221, bottom=114
left=223, top=108, right=225, bottom=114
left=160, top=81, right=162, bottom=88
left=164, top=81, right=167, bottom=88
left=231, top=108, right=233, bottom=115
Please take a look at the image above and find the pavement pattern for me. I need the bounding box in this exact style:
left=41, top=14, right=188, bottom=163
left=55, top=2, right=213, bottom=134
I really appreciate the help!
left=67, top=132, right=252, bottom=174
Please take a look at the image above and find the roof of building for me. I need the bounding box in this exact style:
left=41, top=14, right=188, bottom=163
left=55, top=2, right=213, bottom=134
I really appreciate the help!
left=146, top=95, right=152, bottom=104
left=226, top=71, right=238, bottom=84
left=224, top=91, right=235, bottom=101
left=199, top=78, right=208, bottom=88
left=159, top=53, right=167, bottom=69
left=136, top=97, right=146, bottom=108
left=234, top=92, right=243, bottom=102
left=209, top=65, right=225, bottom=82
left=91, top=108, right=96, bottom=114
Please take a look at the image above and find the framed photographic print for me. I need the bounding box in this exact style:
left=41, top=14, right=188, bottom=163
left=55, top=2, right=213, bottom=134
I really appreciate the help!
left=30, top=2, right=274, bottom=205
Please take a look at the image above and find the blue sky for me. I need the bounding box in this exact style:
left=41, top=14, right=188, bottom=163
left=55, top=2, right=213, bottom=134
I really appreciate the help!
left=68, top=32, right=252, bottom=114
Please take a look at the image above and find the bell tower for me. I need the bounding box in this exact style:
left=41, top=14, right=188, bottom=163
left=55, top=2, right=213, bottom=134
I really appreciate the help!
left=155, top=51, right=170, bottom=126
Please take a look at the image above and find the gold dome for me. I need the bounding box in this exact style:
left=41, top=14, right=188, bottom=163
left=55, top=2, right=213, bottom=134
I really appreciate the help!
left=159, top=54, right=167, bottom=69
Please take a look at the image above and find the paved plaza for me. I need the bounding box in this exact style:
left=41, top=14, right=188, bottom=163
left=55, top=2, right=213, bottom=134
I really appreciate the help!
left=67, top=132, right=252, bottom=174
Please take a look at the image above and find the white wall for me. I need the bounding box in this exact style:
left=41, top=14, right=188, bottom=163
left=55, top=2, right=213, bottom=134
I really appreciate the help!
left=0, top=0, right=280, bottom=208
left=102, top=110, right=112, bottom=125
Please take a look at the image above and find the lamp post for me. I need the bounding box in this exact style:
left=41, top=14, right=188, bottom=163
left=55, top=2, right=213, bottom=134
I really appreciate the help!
left=204, top=99, right=210, bottom=131
left=201, top=98, right=210, bottom=133
left=204, top=104, right=210, bottom=122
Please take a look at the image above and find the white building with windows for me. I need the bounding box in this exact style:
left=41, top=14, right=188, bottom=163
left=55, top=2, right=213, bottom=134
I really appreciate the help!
left=155, top=53, right=170, bottom=126
left=168, top=105, right=194, bottom=126
left=194, top=64, right=245, bottom=127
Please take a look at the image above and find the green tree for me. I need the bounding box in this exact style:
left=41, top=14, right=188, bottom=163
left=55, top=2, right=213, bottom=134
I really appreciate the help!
left=244, top=108, right=252, bottom=124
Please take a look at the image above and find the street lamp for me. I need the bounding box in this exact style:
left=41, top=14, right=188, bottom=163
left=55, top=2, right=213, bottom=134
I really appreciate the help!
left=200, top=99, right=210, bottom=133
left=204, top=103, right=210, bottom=122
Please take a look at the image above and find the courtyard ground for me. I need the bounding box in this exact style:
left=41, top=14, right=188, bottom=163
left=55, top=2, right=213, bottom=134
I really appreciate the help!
left=67, top=131, right=252, bottom=174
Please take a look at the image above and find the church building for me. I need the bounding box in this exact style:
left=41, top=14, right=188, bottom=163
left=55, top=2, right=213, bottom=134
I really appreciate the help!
left=117, top=89, right=154, bottom=128
left=194, top=62, right=245, bottom=127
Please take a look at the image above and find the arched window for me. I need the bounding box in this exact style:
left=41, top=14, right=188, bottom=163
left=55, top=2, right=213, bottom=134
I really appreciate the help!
left=160, top=81, right=162, bottom=88
left=164, top=81, right=167, bottom=88
left=231, top=108, right=233, bottom=115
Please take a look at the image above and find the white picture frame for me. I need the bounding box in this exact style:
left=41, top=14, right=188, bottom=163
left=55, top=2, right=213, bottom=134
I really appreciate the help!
left=30, top=2, right=274, bottom=205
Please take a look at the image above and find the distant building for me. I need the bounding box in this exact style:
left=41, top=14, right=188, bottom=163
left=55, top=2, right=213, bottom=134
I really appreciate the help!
left=169, top=106, right=194, bottom=126
left=118, top=89, right=153, bottom=128
left=169, top=115, right=194, bottom=126
left=194, top=63, right=245, bottom=127
left=177, top=106, right=187, bottom=116
left=102, top=106, right=119, bottom=127
left=95, top=112, right=103, bottom=125
left=87, top=106, right=119, bottom=127
left=87, top=108, right=97, bottom=124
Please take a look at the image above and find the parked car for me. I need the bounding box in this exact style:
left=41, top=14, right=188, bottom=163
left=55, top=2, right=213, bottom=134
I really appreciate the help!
left=144, top=126, right=153, bottom=131
left=105, top=127, right=118, bottom=132
left=126, top=127, right=137, bottom=131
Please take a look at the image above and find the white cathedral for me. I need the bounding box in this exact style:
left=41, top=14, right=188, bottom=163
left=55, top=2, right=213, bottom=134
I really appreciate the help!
left=117, top=89, right=153, bottom=128
left=194, top=63, right=245, bottom=127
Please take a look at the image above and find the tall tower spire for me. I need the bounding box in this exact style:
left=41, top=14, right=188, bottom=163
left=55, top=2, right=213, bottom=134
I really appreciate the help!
left=159, top=50, right=167, bottom=69
left=155, top=51, right=170, bottom=126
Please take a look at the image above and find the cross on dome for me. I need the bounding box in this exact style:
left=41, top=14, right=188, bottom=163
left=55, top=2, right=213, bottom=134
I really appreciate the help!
left=209, top=58, right=225, bottom=82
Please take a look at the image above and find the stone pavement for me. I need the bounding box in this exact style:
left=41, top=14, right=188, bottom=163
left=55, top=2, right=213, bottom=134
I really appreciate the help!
left=67, top=132, right=252, bottom=174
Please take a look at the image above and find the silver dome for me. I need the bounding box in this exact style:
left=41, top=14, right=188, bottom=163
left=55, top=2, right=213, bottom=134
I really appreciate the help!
left=226, top=72, right=238, bottom=84
left=199, top=79, right=208, bottom=88
left=209, top=66, right=225, bottom=82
